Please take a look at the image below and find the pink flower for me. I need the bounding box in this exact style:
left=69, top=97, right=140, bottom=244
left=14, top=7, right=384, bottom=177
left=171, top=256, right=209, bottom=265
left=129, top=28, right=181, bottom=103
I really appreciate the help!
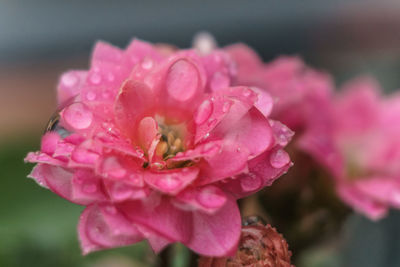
left=25, top=39, right=292, bottom=256
left=224, top=44, right=341, bottom=176
left=330, top=78, right=400, bottom=220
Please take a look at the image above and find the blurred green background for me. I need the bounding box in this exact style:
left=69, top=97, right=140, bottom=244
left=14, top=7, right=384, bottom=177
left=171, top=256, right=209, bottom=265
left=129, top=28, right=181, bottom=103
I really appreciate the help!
left=1, top=0, right=400, bottom=266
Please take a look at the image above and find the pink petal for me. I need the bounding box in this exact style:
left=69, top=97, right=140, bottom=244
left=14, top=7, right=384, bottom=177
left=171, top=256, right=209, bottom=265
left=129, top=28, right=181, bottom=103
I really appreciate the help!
left=196, top=140, right=249, bottom=185
left=60, top=102, right=94, bottom=131
left=269, top=120, right=294, bottom=149
left=165, top=59, right=201, bottom=102
left=114, top=79, right=155, bottom=140
left=149, top=56, right=206, bottom=116
left=224, top=149, right=292, bottom=199
left=218, top=107, right=274, bottom=159
left=334, top=77, right=381, bottom=136
left=168, top=140, right=223, bottom=162
left=119, top=196, right=192, bottom=243
left=174, top=185, right=227, bottom=214
left=337, top=182, right=387, bottom=221
left=32, top=164, right=106, bottom=205
left=185, top=197, right=241, bottom=257
left=134, top=224, right=172, bottom=253
left=91, top=41, right=124, bottom=66
left=78, top=204, right=143, bottom=255
left=40, top=132, right=61, bottom=155
left=104, top=180, right=150, bottom=202
left=251, top=87, right=273, bottom=117
left=204, top=87, right=259, bottom=143
left=144, top=167, right=200, bottom=195
left=125, top=38, right=163, bottom=65
left=137, top=116, right=159, bottom=152
left=71, top=170, right=108, bottom=204
left=224, top=43, right=262, bottom=85
left=24, top=152, right=65, bottom=167
left=57, top=70, right=87, bottom=107
left=27, top=164, right=49, bottom=188
left=353, top=176, right=400, bottom=209
left=194, top=95, right=234, bottom=144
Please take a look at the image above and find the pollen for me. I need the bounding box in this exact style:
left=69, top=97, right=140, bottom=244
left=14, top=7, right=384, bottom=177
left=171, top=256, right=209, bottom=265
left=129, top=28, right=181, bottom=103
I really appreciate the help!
left=155, top=120, right=185, bottom=159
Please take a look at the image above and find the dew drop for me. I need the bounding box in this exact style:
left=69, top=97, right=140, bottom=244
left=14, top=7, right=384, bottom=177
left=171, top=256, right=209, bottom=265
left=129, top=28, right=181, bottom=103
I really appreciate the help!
left=61, top=72, right=78, bottom=87
left=86, top=91, right=96, bottom=101
left=196, top=186, right=226, bottom=209
left=194, top=99, right=213, bottom=124
left=222, top=102, right=231, bottom=113
left=166, top=59, right=198, bottom=102
left=242, top=89, right=251, bottom=97
left=203, top=133, right=210, bottom=140
left=129, top=173, right=143, bottom=187
left=89, top=72, right=102, bottom=85
left=240, top=174, right=262, bottom=192
left=111, top=183, right=134, bottom=201
left=269, top=149, right=290, bottom=168
left=156, top=174, right=182, bottom=191
left=63, top=103, right=93, bottom=130
left=141, top=58, right=153, bottom=70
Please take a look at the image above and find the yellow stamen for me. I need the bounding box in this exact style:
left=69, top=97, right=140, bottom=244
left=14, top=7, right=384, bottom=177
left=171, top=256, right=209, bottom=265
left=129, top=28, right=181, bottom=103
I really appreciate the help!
left=167, top=132, right=175, bottom=146
left=156, top=141, right=168, bottom=157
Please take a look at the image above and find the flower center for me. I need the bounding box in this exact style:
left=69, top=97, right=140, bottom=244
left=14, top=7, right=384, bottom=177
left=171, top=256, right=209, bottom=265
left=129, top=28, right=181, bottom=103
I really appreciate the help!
left=154, top=116, right=186, bottom=160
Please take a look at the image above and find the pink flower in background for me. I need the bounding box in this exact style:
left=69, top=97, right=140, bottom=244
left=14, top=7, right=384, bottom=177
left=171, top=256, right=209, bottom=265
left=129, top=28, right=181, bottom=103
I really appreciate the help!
left=330, top=78, right=400, bottom=220
left=224, top=43, right=342, bottom=176
left=25, top=39, right=293, bottom=256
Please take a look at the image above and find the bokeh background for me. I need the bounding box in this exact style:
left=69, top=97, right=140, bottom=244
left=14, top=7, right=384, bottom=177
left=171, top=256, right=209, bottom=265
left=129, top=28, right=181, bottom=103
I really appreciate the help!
left=1, top=0, right=400, bottom=266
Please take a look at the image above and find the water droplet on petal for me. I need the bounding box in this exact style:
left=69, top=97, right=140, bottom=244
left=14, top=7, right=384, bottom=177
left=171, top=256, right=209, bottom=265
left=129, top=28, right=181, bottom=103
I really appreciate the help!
left=101, top=156, right=127, bottom=178
left=202, top=142, right=220, bottom=154
left=61, top=72, right=78, bottom=87
left=242, top=89, right=251, bottom=97
left=86, top=91, right=96, bottom=101
left=194, top=99, right=213, bottom=124
left=269, top=149, right=290, bottom=168
left=196, top=186, right=226, bottom=209
left=166, top=59, right=199, bottom=102
left=202, top=133, right=210, bottom=140
left=89, top=72, right=102, bottom=85
left=156, top=174, right=182, bottom=191
left=240, top=173, right=262, bottom=192
left=141, top=58, right=153, bottom=69
left=111, top=182, right=134, bottom=201
left=63, top=103, right=93, bottom=130
left=222, top=102, right=231, bottom=113
left=129, top=173, right=143, bottom=187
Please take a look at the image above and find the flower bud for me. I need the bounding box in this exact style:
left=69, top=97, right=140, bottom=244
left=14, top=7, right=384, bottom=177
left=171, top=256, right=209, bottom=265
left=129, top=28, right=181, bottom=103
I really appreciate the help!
left=199, top=216, right=293, bottom=267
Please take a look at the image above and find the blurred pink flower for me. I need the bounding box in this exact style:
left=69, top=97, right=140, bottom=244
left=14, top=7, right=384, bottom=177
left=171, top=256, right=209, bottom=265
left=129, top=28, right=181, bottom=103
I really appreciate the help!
left=224, top=44, right=342, bottom=177
left=330, top=78, right=400, bottom=220
left=25, top=39, right=293, bottom=256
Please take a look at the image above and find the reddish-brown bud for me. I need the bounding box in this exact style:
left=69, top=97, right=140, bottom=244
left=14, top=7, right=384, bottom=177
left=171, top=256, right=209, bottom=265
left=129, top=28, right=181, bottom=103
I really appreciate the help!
left=199, top=217, right=293, bottom=267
